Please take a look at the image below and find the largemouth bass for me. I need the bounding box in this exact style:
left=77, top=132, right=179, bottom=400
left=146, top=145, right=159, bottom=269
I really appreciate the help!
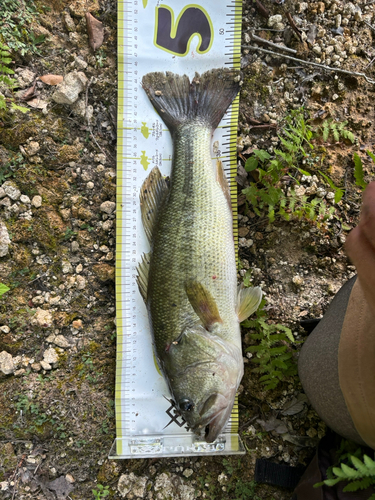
left=137, top=68, right=262, bottom=442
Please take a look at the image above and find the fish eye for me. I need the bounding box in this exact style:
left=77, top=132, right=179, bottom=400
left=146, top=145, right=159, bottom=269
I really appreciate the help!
left=179, top=399, right=194, bottom=412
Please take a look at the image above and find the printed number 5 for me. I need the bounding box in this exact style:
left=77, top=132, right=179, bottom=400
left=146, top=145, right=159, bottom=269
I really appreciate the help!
left=154, top=5, right=213, bottom=57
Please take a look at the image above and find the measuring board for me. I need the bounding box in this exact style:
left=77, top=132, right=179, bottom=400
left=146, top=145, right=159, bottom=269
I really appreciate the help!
left=111, top=0, right=244, bottom=459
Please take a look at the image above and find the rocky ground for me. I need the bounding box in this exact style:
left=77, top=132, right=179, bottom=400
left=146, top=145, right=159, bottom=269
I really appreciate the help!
left=0, top=0, right=374, bottom=499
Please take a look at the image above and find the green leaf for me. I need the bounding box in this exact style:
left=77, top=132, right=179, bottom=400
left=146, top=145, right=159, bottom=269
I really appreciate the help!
left=340, top=463, right=357, bottom=478
left=367, top=150, right=375, bottom=163
left=10, top=103, right=29, bottom=113
left=253, top=149, right=270, bottom=162
left=334, top=189, right=344, bottom=204
left=353, top=152, right=367, bottom=190
left=363, top=454, right=375, bottom=470
left=245, top=157, right=259, bottom=172
left=0, top=283, right=10, bottom=297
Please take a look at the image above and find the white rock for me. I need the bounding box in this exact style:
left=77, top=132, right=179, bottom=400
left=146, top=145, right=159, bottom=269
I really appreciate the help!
left=31, top=195, right=42, bottom=208
left=49, top=296, right=61, bottom=305
left=43, top=347, right=59, bottom=365
left=0, top=325, right=10, bottom=334
left=294, top=185, right=306, bottom=197
left=26, top=141, right=40, bottom=156
left=0, top=351, right=14, bottom=375
left=100, top=201, right=116, bottom=214
left=118, top=473, right=148, bottom=499
left=20, top=195, right=31, bottom=204
left=62, top=261, right=73, bottom=274
left=313, top=45, right=322, bottom=55
left=268, top=14, right=282, bottom=27
left=94, top=153, right=106, bottom=164
left=0, top=220, right=11, bottom=257
left=53, top=335, right=70, bottom=348
left=52, top=71, right=88, bottom=105
left=32, top=308, right=53, bottom=327
left=102, top=220, right=114, bottom=231
left=71, top=99, right=93, bottom=122
left=292, top=275, right=304, bottom=287
left=76, top=275, right=86, bottom=290
left=2, top=181, right=21, bottom=201
left=153, top=473, right=195, bottom=500
left=0, top=187, right=5, bottom=199
left=316, top=187, right=327, bottom=198
left=0, top=198, right=11, bottom=208
left=40, top=360, right=52, bottom=371
left=239, top=237, right=254, bottom=248
left=15, top=68, right=37, bottom=88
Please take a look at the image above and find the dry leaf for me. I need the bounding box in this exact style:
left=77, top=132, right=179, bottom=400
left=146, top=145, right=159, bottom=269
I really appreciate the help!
left=27, top=97, right=49, bottom=110
left=85, top=12, right=104, bottom=51
left=20, top=82, right=37, bottom=101
left=39, top=74, right=64, bottom=85
left=257, top=416, right=288, bottom=434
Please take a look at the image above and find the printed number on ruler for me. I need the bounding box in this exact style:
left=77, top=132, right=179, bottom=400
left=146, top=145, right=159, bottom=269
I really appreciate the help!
left=138, top=2, right=227, bottom=56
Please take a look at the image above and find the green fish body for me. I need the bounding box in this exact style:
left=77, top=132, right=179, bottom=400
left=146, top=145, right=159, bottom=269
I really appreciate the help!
left=138, top=69, right=262, bottom=442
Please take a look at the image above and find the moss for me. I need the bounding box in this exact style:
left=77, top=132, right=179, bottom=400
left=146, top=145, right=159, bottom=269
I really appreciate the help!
left=241, top=61, right=272, bottom=106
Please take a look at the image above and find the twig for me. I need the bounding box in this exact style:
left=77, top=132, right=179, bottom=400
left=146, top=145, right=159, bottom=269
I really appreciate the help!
left=242, top=45, right=375, bottom=84
left=85, top=77, right=115, bottom=161
left=364, top=57, right=375, bottom=70
left=254, top=0, right=269, bottom=18
left=251, top=32, right=297, bottom=54
left=285, top=11, right=303, bottom=42
left=250, top=123, right=277, bottom=130
left=363, top=20, right=375, bottom=32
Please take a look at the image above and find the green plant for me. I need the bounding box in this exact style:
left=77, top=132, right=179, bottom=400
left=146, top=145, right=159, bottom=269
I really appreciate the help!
left=63, top=228, right=78, bottom=240
left=319, top=119, right=355, bottom=143
left=242, top=299, right=298, bottom=390
left=92, top=484, right=110, bottom=499
left=0, top=0, right=45, bottom=56
left=0, top=44, right=29, bottom=114
left=222, top=459, right=262, bottom=500
left=315, top=452, right=375, bottom=497
left=0, top=283, right=10, bottom=298
left=242, top=108, right=338, bottom=224
left=353, top=151, right=374, bottom=190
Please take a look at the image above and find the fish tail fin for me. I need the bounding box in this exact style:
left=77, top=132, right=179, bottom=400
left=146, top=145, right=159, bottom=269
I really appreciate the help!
left=142, top=68, right=241, bottom=132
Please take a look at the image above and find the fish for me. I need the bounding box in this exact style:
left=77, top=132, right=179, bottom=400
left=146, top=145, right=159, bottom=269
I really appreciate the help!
left=137, top=68, right=262, bottom=443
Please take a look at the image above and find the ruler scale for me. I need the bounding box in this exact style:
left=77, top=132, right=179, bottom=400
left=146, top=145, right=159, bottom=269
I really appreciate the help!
left=111, top=0, right=244, bottom=459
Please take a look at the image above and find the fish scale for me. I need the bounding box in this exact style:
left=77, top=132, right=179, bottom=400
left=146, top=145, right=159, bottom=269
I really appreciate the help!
left=148, top=122, right=238, bottom=352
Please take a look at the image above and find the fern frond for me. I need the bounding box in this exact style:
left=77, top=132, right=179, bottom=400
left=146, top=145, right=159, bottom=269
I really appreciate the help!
left=353, top=153, right=367, bottom=190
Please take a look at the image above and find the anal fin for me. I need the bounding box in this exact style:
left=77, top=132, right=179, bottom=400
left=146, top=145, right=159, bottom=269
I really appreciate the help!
left=140, top=167, right=168, bottom=243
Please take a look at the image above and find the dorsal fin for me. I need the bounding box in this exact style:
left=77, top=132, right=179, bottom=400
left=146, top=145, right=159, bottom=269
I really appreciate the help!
left=140, top=167, right=168, bottom=243
left=136, top=252, right=151, bottom=302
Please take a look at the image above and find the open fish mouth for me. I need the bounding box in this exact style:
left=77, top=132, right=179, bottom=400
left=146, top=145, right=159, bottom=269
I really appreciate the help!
left=191, top=394, right=235, bottom=443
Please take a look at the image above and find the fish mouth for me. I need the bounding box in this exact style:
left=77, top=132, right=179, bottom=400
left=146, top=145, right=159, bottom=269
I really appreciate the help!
left=191, top=393, right=235, bottom=443
left=203, top=403, right=234, bottom=443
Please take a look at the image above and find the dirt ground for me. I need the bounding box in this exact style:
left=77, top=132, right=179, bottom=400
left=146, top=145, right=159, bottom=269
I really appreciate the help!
left=0, top=0, right=374, bottom=499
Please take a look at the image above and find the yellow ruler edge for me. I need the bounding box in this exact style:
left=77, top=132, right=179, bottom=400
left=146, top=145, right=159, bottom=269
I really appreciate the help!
left=229, top=0, right=243, bottom=439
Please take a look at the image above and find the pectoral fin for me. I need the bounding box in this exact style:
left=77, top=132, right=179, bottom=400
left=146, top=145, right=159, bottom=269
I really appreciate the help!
left=236, top=286, right=262, bottom=322
left=185, top=280, right=222, bottom=331
left=136, top=252, right=151, bottom=302
left=140, top=167, right=168, bottom=243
